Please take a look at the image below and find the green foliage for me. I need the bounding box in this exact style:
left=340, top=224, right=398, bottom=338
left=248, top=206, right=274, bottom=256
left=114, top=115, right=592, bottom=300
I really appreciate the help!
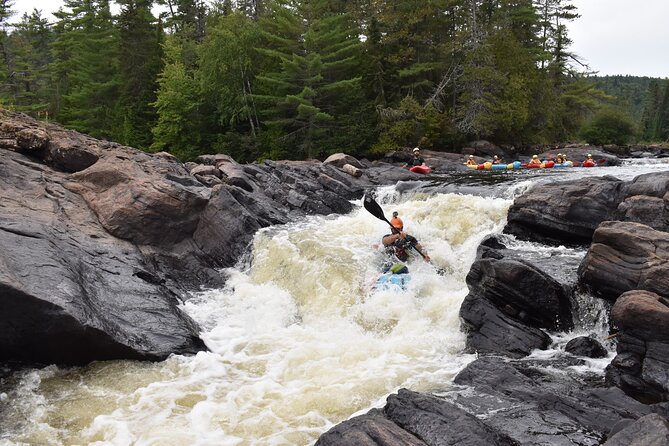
left=2, top=0, right=665, bottom=161
left=580, top=108, right=638, bottom=145
left=2, top=9, right=53, bottom=115
left=50, top=0, right=119, bottom=138
left=150, top=37, right=202, bottom=159
left=113, top=0, right=163, bottom=150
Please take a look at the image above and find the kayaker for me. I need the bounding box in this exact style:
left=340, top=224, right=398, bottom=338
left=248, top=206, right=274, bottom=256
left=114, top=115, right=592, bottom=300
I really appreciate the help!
left=492, top=155, right=504, bottom=164
left=465, top=155, right=477, bottom=165
left=404, top=147, right=426, bottom=168
left=382, top=213, right=430, bottom=262
left=581, top=153, right=597, bottom=167
left=528, top=155, right=542, bottom=166
left=555, top=153, right=566, bottom=164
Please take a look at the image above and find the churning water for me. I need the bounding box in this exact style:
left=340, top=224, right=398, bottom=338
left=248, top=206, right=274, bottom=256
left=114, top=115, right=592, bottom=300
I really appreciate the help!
left=1, top=160, right=667, bottom=445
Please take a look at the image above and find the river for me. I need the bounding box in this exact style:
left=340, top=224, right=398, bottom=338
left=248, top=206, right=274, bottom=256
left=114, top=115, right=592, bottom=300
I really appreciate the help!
left=1, top=159, right=668, bottom=446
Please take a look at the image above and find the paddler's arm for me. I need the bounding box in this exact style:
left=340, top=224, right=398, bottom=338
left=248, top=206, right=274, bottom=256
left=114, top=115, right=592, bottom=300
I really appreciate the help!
left=413, top=242, right=430, bottom=262
left=382, top=232, right=406, bottom=247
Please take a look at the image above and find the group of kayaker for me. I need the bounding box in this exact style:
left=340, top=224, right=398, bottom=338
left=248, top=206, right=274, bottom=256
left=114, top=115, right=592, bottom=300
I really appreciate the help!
left=465, top=154, right=505, bottom=165
left=464, top=152, right=596, bottom=166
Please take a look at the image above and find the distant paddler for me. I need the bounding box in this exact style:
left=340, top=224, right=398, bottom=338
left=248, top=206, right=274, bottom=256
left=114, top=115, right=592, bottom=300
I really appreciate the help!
left=464, top=155, right=477, bottom=166
left=527, top=154, right=542, bottom=166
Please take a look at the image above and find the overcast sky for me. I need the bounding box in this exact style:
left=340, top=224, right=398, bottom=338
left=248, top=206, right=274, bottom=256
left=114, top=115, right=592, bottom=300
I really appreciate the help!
left=10, top=0, right=669, bottom=79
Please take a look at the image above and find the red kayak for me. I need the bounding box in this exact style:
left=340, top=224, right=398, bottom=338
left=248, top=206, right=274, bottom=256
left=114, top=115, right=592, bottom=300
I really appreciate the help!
left=409, top=165, right=431, bottom=174
left=582, top=160, right=596, bottom=167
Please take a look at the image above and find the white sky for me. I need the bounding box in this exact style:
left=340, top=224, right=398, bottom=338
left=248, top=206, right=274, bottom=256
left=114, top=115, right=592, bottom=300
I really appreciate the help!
left=10, top=0, right=669, bottom=79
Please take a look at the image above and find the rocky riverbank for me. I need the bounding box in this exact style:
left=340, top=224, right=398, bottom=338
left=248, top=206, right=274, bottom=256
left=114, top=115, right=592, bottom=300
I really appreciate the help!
left=2, top=109, right=669, bottom=443
left=1, top=110, right=416, bottom=365
left=316, top=173, right=669, bottom=443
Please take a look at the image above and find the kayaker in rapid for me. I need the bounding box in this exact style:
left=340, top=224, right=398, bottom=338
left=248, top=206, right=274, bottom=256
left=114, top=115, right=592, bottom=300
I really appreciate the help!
left=528, top=154, right=542, bottom=166
left=404, top=147, right=426, bottom=168
left=465, top=155, right=477, bottom=165
left=584, top=153, right=596, bottom=165
left=382, top=213, right=430, bottom=263
left=492, top=155, right=504, bottom=164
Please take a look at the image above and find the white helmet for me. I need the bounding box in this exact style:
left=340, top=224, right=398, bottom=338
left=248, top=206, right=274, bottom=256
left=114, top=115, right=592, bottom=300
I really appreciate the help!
left=413, top=147, right=420, bottom=153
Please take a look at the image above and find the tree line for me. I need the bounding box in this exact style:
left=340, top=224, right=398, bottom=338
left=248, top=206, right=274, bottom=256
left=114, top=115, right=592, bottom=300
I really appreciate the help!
left=1, top=0, right=666, bottom=162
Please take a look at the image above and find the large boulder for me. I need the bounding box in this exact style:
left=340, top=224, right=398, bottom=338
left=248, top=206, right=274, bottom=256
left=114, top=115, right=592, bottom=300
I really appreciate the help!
left=459, top=242, right=572, bottom=357
left=615, top=171, right=669, bottom=232
left=505, top=176, right=628, bottom=244
left=323, top=152, right=364, bottom=169
left=606, top=290, right=669, bottom=403
left=315, top=410, right=427, bottom=446
left=66, top=149, right=210, bottom=246
left=565, top=336, right=608, bottom=358
left=603, top=413, right=669, bottom=446
left=0, top=150, right=205, bottom=365
left=317, top=357, right=666, bottom=446
left=578, top=221, right=669, bottom=301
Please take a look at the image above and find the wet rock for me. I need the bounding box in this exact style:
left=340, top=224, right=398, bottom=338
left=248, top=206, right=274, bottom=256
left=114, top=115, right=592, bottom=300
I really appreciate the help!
left=0, top=150, right=205, bottom=365
left=459, top=295, right=551, bottom=357
left=505, top=176, right=628, bottom=244
left=606, top=290, right=669, bottom=403
left=578, top=222, right=669, bottom=301
left=315, top=410, right=427, bottom=446
left=603, top=413, right=669, bottom=446
left=565, top=336, right=608, bottom=358
left=459, top=242, right=573, bottom=358
left=615, top=171, right=669, bottom=232
left=323, top=152, right=364, bottom=169
left=465, top=254, right=573, bottom=331
left=66, top=150, right=210, bottom=247
left=384, top=389, right=518, bottom=446
left=450, top=357, right=659, bottom=446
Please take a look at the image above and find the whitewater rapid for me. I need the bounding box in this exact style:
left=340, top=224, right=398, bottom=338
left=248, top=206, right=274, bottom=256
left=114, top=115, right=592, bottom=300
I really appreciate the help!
left=1, top=191, right=512, bottom=446
left=2, top=159, right=667, bottom=446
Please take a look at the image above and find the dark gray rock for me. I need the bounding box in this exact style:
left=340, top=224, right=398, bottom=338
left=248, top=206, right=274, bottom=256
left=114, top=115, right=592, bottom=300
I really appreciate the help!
left=451, top=357, right=656, bottom=446
left=459, top=294, right=551, bottom=357
left=565, top=336, right=608, bottom=358
left=505, top=176, right=628, bottom=244
left=384, top=389, right=518, bottom=446
left=465, top=255, right=573, bottom=331
left=315, top=410, right=427, bottom=446
left=603, top=413, right=669, bottom=446
left=0, top=151, right=205, bottom=365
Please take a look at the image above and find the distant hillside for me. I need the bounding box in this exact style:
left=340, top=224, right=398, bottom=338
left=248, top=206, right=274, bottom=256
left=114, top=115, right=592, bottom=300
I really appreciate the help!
left=586, top=75, right=657, bottom=120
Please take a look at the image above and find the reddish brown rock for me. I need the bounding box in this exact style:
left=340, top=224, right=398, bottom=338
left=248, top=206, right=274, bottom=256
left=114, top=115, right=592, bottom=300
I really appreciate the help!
left=578, top=221, right=669, bottom=301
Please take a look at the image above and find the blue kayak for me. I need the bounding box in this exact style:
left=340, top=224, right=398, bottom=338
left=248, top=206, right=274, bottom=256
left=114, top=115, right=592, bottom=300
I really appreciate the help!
left=374, top=273, right=411, bottom=290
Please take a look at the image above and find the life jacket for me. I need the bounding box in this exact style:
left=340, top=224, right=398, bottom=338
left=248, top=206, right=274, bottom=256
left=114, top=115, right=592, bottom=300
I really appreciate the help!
left=383, top=234, right=417, bottom=262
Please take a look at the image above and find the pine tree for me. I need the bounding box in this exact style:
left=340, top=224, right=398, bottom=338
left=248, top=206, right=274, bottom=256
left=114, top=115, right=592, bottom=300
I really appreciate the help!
left=114, top=0, right=163, bottom=149
left=198, top=11, right=261, bottom=161
left=150, top=36, right=202, bottom=159
left=8, top=10, right=54, bottom=116
left=253, top=0, right=364, bottom=159
left=0, top=0, right=16, bottom=106
left=641, top=79, right=662, bottom=140
left=50, top=0, right=119, bottom=138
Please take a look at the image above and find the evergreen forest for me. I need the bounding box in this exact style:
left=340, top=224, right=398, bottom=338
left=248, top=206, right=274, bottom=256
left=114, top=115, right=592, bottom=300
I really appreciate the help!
left=1, top=0, right=668, bottom=162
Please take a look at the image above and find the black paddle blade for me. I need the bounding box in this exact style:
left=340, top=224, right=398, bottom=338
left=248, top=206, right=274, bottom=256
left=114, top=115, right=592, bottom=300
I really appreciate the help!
left=363, top=194, right=387, bottom=222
